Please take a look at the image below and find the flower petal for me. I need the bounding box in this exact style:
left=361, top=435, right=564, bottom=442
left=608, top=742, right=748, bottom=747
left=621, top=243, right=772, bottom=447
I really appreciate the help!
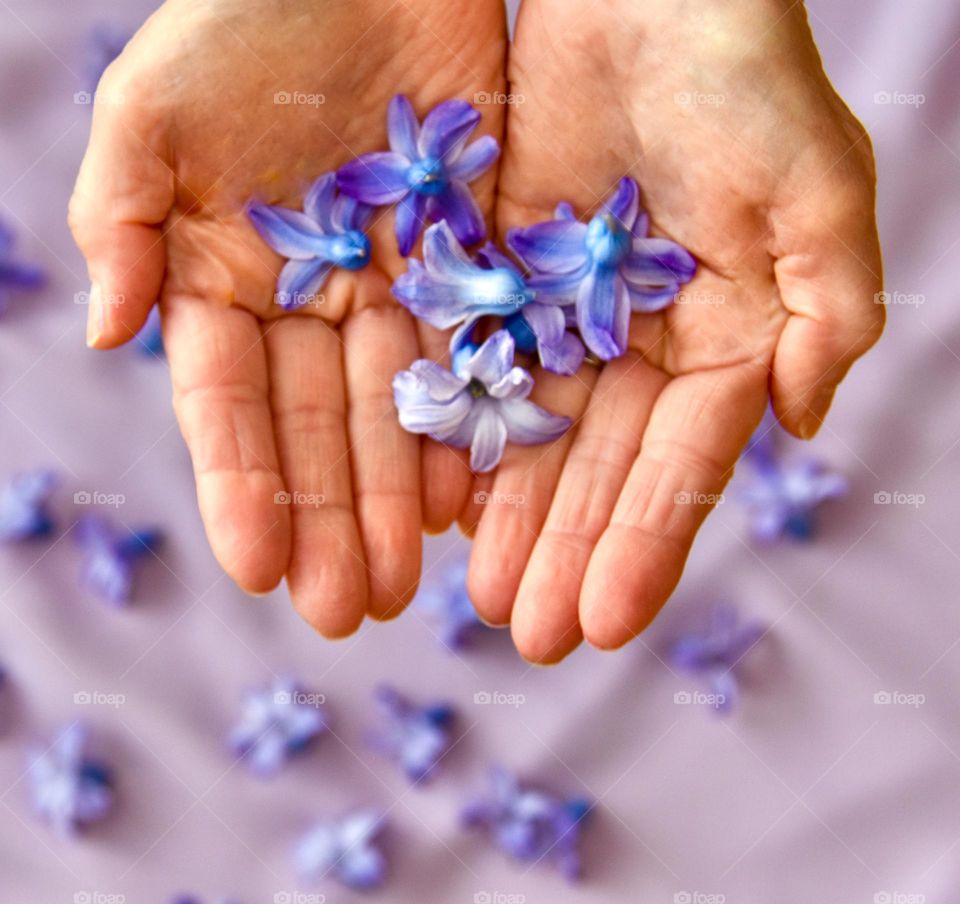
left=460, top=330, right=515, bottom=388
left=336, top=153, right=410, bottom=205
left=576, top=267, right=630, bottom=360
left=388, top=95, right=420, bottom=160
left=539, top=331, right=586, bottom=376
left=392, top=261, right=468, bottom=328
left=555, top=201, right=576, bottom=221
left=500, top=398, right=571, bottom=445
left=422, top=220, right=478, bottom=279
left=627, top=284, right=679, bottom=312
left=624, top=238, right=697, bottom=285
left=331, top=194, right=372, bottom=233
left=476, top=243, right=517, bottom=273
left=393, top=370, right=472, bottom=439
left=247, top=204, right=328, bottom=259
left=527, top=267, right=589, bottom=304
left=428, top=181, right=486, bottom=248
left=276, top=259, right=333, bottom=309
left=407, top=359, right=469, bottom=401
left=418, top=99, right=481, bottom=161
left=601, top=177, right=640, bottom=228
left=448, top=135, right=499, bottom=183
left=469, top=402, right=508, bottom=473
left=488, top=366, right=534, bottom=401
left=521, top=301, right=565, bottom=349
left=393, top=192, right=427, bottom=257
left=303, top=173, right=337, bottom=230
left=507, top=220, right=588, bottom=274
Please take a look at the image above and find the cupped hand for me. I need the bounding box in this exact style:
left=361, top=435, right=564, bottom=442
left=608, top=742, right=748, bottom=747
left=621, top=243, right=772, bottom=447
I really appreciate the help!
left=459, top=0, right=883, bottom=662
left=69, top=0, right=507, bottom=635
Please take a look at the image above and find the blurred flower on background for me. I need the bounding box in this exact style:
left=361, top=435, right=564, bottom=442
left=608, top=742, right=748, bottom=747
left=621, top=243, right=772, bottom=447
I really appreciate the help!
left=135, top=307, right=165, bottom=358
left=0, top=219, right=46, bottom=317
left=413, top=557, right=488, bottom=651
left=229, top=677, right=329, bottom=777
left=668, top=603, right=766, bottom=715
left=81, top=23, right=130, bottom=93
left=462, top=765, right=591, bottom=881
left=0, top=469, right=58, bottom=542
left=294, top=808, right=388, bottom=890
left=74, top=515, right=163, bottom=606
left=366, top=684, right=456, bottom=784
left=27, top=722, right=114, bottom=837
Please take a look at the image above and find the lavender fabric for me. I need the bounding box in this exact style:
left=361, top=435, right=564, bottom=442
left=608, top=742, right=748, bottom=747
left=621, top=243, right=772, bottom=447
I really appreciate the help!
left=0, top=1, right=957, bottom=902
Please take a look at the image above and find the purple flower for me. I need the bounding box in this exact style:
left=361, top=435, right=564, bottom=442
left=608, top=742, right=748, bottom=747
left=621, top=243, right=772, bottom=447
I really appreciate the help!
left=392, top=222, right=533, bottom=357
left=741, top=456, right=848, bottom=542
left=295, top=809, right=387, bottom=890
left=507, top=178, right=696, bottom=360
left=367, top=685, right=455, bottom=784
left=83, top=23, right=129, bottom=93
left=0, top=219, right=46, bottom=316
left=462, top=766, right=591, bottom=882
left=669, top=603, right=765, bottom=714
left=248, top=173, right=372, bottom=311
left=392, top=330, right=571, bottom=473
left=338, top=95, right=498, bottom=255
left=229, top=677, right=328, bottom=777
left=28, top=723, right=114, bottom=837
left=135, top=307, right=164, bottom=358
left=0, top=469, right=57, bottom=542
left=414, top=558, right=487, bottom=651
left=74, top=515, right=162, bottom=606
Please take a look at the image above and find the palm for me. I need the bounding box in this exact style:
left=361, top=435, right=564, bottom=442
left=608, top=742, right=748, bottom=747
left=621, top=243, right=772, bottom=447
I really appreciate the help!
left=71, top=0, right=507, bottom=634
left=459, top=0, right=882, bottom=661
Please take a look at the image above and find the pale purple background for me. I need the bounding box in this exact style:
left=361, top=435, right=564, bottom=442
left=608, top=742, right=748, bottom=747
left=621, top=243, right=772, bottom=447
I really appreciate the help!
left=0, top=0, right=958, bottom=901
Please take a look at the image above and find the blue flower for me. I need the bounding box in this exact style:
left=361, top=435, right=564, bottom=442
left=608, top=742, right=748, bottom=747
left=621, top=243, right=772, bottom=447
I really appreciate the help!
left=0, top=219, right=46, bottom=316
left=392, top=330, right=571, bottom=473
left=28, top=723, right=114, bottom=837
left=295, top=809, right=387, bottom=890
left=135, top=307, right=164, bottom=358
left=669, top=603, right=765, bottom=714
left=507, top=178, right=696, bottom=360
left=248, top=172, right=372, bottom=311
left=414, top=558, right=487, bottom=651
left=462, top=766, right=591, bottom=882
left=367, top=685, right=455, bottom=784
left=229, top=677, right=328, bottom=777
left=83, top=23, right=129, bottom=93
left=338, top=95, right=498, bottom=255
left=74, top=515, right=162, bottom=606
left=0, top=469, right=57, bottom=542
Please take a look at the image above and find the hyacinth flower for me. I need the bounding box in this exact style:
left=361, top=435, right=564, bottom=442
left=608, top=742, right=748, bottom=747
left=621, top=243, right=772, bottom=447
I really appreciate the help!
left=414, top=558, right=487, bottom=650
left=248, top=172, right=372, bottom=310
left=669, top=603, right=765, bottom=714
left=0, top=469, right=57, bottom=542
left=28, top=723, right=114, bottom=837
left=295, top=809, right=387, bottom=890
left=393, top=330, right=571, bottom=473
left=135, top=306, right=164, bottom=358
left=82, top=23, right=129, bottom=93
left=229, top=677, right=328, bottom=777
left=367, top=685, right=456, bottom=784
left=74, top=515, right=162, bottom=606
left=507, top=178, right=696, bottom=360
left=392, top=221, right=533, bottom=356
left=0, top=219, right=46, bottom=316
left=462, top=766, right=591, bottom=882
left=338, top=95, right=498, bottom=255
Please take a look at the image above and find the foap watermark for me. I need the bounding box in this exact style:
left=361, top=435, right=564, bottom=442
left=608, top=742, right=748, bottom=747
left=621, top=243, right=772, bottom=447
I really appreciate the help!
left=875, top=291, right=924, bottom=308
left=674, top=690, right=726, bottom=709
left=73, top=893, right=126, bottom=904
left=674, top=91, right=726, bottom=107
left=873, top=691, right=925, bottom=708
left=674, top=491, right=725, bottom=506
left=273, top=893, right=326, bottom=904
left=74, top=490, right=125, bottom=508
left=874, top=893, right=926, bottom=904
left=74, top=690, right=126, bottom=709
left=676, top=290, right=726, bottom=306
left=73, top=89, right=125, bottom=107
left=474, top=490, right=526, bottom=509
left=474, top=691, right=525, bottom=708
left=675, top=893, right=726, bottom=904
left=75, top=290, right=125, bottom=307
left=474, top=893, right=526, bottom=904
left=275, top=491, right=327, bottom=508
left=873, top=91, right=925, bottom=108
left=274, top=689, right=326, bottom=708
left=873, top=491, right=925, bottom=508
left=275, top=290, right=325, bottom=309
left=274, top=91, right=326, bottom=107
left=473, top=91, right=526, bottom=106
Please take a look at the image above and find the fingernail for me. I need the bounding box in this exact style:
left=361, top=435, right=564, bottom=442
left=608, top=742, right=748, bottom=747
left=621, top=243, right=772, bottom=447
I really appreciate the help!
left=85, top=282, right=105, bottom=348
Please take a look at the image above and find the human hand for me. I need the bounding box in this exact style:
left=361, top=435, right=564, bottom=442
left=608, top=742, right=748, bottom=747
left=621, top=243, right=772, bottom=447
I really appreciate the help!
left=69, top=0, right=507, bottom=635
left=459, top=0, right=883, bottom=662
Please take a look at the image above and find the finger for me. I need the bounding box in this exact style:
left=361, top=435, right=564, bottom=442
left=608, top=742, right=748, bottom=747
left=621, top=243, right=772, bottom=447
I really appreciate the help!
left=265, top=317, right=368, bottom=638
left=343, top=278, right=422, bottom=621
left=771, top=159, right=884, bottom=439
left=69, top=67, right=173, bottom=349
left=457, top=471, right=494, bottom=540
left=466, top=365, right=597, bottom=627
left=580, top=362, right=767, bottom=649
left=163, top=296, right=291, bottom=593
left=510, top=354, right=667, bottom=663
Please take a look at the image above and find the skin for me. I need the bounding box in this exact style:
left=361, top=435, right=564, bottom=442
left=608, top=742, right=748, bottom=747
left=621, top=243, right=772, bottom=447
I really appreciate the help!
left=70, top=0, right=883, bottom=658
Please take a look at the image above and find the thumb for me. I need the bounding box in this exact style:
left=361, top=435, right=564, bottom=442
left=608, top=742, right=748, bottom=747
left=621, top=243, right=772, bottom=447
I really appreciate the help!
left=68, top=65, right=173, bottom=349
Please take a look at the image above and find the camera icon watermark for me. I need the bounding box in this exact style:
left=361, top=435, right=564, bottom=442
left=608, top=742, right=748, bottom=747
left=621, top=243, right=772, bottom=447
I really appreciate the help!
left=874, top=291, right=924, bottom=308
left=474, top=490, right=526, bottom=509
left=473, top=91, right=526, bottom=106
left=473, top=691, right=525, bottom=708
left=274, top=690, right=326, bottom=708
left=275, top=290, right=325, bottom=309
left=73, top=490, right=126, bottom=508
left=274, top=91, right=326, bottom=107
left=674, top=894, right=726, bottom=904
left=74, top=690, right=126, bottom=709
left=74, top=290, right=125, bottom=307
left=73, top=893, right=126, bottom=904
left=873, top=490, right=925, bottom=508
left=674, top=491, right=725, bottom=506
left=873, top=691, right=925, bottom=708
left=274, top=491, right=326, bottom=508
left=873, top=91, right=925, bottom=108
left=674, top=690, right=726, bottom=709
left=473, top=893, right=526, bottom=904
left=674, top=91, right=726, bottom=107
left=273, top=893, right=326, bottom=904
left=874, top=893, right=926, bottom=904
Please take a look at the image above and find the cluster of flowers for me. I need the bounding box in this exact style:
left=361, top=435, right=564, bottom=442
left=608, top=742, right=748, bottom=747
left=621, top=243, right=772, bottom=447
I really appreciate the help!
left=248, top=95, right=697, bottom=472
